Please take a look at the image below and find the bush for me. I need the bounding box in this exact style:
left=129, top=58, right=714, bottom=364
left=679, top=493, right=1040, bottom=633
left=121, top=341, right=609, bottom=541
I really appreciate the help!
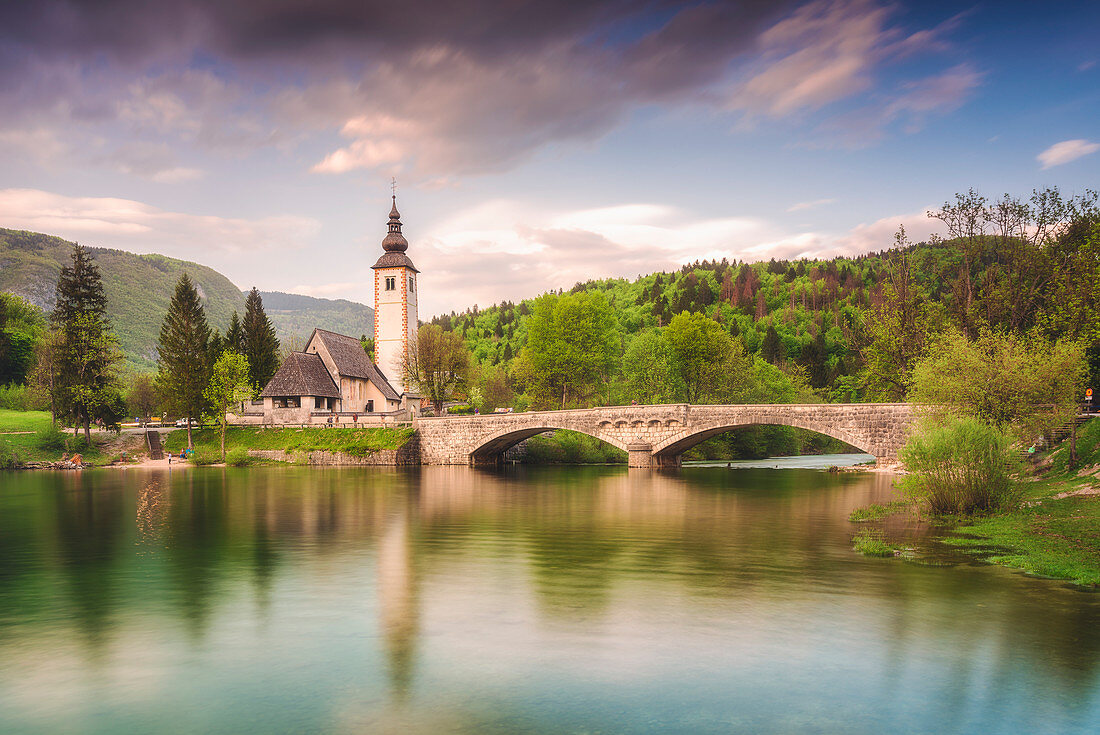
left=66, top=434, right=92, bottom=454
left=0, top=383, right=44, bottom=411
left=189, top=448, right=223, bottom=465
left=447, top=404, right=474, bottom=415
left=899, top=414, right=1019, bottom=516
left=226, top=448, right=254, bottom=466
left=35, top=424, right=67, bottom=452
left=0, top=440, right=19, bottom=469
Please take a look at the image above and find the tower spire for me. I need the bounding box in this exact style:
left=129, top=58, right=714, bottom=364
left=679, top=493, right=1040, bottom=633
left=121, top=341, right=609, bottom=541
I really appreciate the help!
left=382, top=183, right=407, bottom=252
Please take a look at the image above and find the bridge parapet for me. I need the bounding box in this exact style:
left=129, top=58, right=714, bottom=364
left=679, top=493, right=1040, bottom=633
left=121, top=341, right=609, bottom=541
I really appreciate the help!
left=415, top=403, right=918, bottom=467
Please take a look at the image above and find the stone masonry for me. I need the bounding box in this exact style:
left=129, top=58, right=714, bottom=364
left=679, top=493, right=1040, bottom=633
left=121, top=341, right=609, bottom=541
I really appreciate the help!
left=416, top=403, right=917, bottom=467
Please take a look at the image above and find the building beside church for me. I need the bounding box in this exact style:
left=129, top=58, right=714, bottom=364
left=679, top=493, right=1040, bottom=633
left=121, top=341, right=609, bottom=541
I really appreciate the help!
left=256, top=196, right=420, bottom=425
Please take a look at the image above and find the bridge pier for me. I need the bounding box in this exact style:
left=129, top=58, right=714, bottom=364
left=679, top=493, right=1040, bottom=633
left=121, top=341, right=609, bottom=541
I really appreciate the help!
left=627, top=443, right=654, bottom=468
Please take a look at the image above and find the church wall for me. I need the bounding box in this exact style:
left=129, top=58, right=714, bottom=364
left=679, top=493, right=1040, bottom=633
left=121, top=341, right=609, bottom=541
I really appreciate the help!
left=374, top=265, right=411, bottom=393
left=305, top=334, right=341, bottom=388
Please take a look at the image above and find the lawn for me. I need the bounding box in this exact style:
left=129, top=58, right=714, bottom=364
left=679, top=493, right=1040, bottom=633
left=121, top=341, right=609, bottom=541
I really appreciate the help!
left=162, top=425, right=416, bottom=459
left=0, top=409, right=53, bottom=433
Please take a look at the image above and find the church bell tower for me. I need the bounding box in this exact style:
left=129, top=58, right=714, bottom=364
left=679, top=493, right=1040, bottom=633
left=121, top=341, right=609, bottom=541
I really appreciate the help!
left=372, top=194, right=419, bottom=395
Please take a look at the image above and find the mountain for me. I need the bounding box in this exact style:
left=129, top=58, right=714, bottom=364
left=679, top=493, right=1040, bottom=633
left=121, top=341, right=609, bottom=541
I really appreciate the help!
left=0, top=228, right=373, bottom=371
left=258, top=291, right=376, bottom=349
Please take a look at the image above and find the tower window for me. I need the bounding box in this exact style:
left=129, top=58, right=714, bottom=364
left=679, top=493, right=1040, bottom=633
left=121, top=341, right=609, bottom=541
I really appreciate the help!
left=409, top=277, right=414, bottom=291
left=385, top=276, right=396, bottom=291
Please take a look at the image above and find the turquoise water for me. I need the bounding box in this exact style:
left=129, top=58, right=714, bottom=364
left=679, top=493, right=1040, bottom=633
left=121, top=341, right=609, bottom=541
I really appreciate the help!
left=1, top=460, right=1098, bottom=733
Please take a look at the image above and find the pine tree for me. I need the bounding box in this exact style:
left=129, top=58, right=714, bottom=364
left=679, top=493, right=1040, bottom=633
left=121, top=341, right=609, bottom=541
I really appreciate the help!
left=51, top=245, right=123, bottom=441
left=226, top=311, right=244, bottom=353
left=157, top=274, right=213, bottom=449
left=761, top=325, right=783, bottom=365
left=242, top=288, right=280, bottom=390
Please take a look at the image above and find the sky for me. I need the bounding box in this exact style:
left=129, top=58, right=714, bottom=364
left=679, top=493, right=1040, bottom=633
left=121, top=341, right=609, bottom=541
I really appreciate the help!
left=0, top=0, right=1097, bottom=319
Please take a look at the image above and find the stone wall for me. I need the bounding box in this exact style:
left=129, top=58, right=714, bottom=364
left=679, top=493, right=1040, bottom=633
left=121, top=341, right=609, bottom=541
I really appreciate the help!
left=247, top=433, right=420, bottom=466
left=416, top=403, right=917, bottom=467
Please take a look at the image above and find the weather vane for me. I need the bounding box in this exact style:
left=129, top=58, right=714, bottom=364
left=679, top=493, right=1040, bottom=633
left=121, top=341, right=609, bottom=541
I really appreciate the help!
left=391, top=176, right=397, bottom=198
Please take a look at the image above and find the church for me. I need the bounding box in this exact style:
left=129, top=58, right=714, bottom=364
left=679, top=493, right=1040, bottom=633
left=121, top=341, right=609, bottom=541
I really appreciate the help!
left=257, top=196, right=421, bottom=424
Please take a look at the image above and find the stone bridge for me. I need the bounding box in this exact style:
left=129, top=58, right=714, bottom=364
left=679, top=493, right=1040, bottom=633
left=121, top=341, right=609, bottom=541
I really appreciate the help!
left=416, top=403, right=917, bottom=467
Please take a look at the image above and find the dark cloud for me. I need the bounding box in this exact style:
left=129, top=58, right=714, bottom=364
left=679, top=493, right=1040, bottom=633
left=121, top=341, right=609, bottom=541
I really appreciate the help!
left=0, top=1, right=966, bottom=180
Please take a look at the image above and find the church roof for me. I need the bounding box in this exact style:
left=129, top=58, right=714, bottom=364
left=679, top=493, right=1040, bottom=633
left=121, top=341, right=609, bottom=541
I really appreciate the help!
left=373, top=194, right=418, bottom=271
left=372, top=251, right=419, bottom=271
left=260, top=352, right=340, bottom=398
left=310, top=328, right=402, bottom=401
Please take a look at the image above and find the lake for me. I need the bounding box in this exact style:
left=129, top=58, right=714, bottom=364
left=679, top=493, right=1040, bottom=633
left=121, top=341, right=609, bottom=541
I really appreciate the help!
left=1, top=457, right=1098, bottom=733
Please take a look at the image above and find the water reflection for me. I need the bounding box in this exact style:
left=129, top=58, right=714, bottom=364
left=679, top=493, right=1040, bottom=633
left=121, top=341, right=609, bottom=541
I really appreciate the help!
left=0, top=464, right=1098, bottom=733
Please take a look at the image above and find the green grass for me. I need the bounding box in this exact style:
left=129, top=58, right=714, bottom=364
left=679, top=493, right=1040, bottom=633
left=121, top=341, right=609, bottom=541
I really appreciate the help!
left=848, top=500, right=910, bottom=522
left=941, top=462, right=1100, bottom=586
left=0, top=409, right=53, bottom=433
left=939, top=419, right=1100, bottom=586
left=852, top=529, right=900, bottom=557
left=163, top=426, right=415, bottom=459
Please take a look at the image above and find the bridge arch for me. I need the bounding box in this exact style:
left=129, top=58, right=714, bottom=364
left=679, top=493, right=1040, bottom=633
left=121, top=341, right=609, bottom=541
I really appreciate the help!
left=469, top=424, right=629, bottom=465
left=652, top=419, right=869, bottom=461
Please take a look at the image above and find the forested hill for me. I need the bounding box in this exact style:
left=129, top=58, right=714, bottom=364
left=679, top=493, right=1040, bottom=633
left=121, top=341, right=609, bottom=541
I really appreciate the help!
left=432, top=219, right=1100, bottom=408
left=0, top=228, right=373, bottom=370
left=433, top=252, right=892, bottom=402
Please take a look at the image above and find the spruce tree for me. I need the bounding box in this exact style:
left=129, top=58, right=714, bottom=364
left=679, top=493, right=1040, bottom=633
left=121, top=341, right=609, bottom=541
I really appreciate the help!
left=242, top=288, right=280, bottom=390
left=157, top=274, right=212, bottom=449
left=760, top=325, right=783, bottom=365
left=225, top=311, right=244, bottom=353
left=51, top=245, right=123, bottom=441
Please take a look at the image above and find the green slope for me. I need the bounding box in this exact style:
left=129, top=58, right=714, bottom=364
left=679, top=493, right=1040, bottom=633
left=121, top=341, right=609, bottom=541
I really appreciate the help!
left=259, top=291, right=375, bottom=349
left=0, top=228, right=373, bottom=371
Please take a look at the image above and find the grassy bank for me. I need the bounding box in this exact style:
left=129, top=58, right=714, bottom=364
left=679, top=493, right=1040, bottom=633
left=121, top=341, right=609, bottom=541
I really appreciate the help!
left=0, top=409, right=142, bottom=467
left=941, top=419, right=1100, bottom=586
left=855, top=418, right=1100, bottom=587
left=163, top=425, right=415, bottom=464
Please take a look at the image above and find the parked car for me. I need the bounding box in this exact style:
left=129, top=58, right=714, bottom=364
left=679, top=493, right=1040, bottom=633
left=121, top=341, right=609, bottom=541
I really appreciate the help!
left=174, top=418, right=199, bottom=427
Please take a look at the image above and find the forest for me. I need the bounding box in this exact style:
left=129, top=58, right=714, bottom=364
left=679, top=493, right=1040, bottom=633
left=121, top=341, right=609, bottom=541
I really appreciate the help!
left=424, top=188, right=1098, bottom=458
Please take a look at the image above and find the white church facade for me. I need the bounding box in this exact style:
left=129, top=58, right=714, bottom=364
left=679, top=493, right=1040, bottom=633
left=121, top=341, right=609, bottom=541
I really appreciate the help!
left=256, top=196, right=421, bottom=425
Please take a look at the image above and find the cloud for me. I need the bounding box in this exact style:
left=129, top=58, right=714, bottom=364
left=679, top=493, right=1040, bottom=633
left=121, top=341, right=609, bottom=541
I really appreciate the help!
left=0, top=188, right=319, bottom=256
left=96, top=141, right=205, bottom=182
left=0, top=1, right=964, bottom=180
left=1037, top=139, right=1100, bottom=169
left=787, top=198, right=837, bottom=212
left=401, top=197, right=946, bottom=316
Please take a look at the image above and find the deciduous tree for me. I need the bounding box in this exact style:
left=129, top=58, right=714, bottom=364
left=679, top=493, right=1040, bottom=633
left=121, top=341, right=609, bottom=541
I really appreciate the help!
left=204, top=350, right=253, bottom=461
left=403, top=324, right=469, bottom=415
left=909, top=328, right=1086, bottom=443
left=663, top=311, right=750, bottom=403
left=521, top=291, right=618, bottom=408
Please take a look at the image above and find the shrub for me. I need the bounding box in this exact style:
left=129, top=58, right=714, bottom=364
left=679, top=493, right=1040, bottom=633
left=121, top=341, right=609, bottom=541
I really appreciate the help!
left=448, top=404, right=474, bottom=415
left=35, top=424, right=67, bottom=452
left=226, top=448, right=254, bottom=466
left=0, top=440, right=19, bottom=469
left=65, top=434, right=92, bottom=454
left=899, top=414, right=1019, bottom=516
left=189, top=448, right=223, bottom=465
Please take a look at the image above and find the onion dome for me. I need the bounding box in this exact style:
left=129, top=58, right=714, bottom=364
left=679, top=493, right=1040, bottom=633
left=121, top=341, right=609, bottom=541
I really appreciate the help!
left=381, top=195, right=408, bottom=252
